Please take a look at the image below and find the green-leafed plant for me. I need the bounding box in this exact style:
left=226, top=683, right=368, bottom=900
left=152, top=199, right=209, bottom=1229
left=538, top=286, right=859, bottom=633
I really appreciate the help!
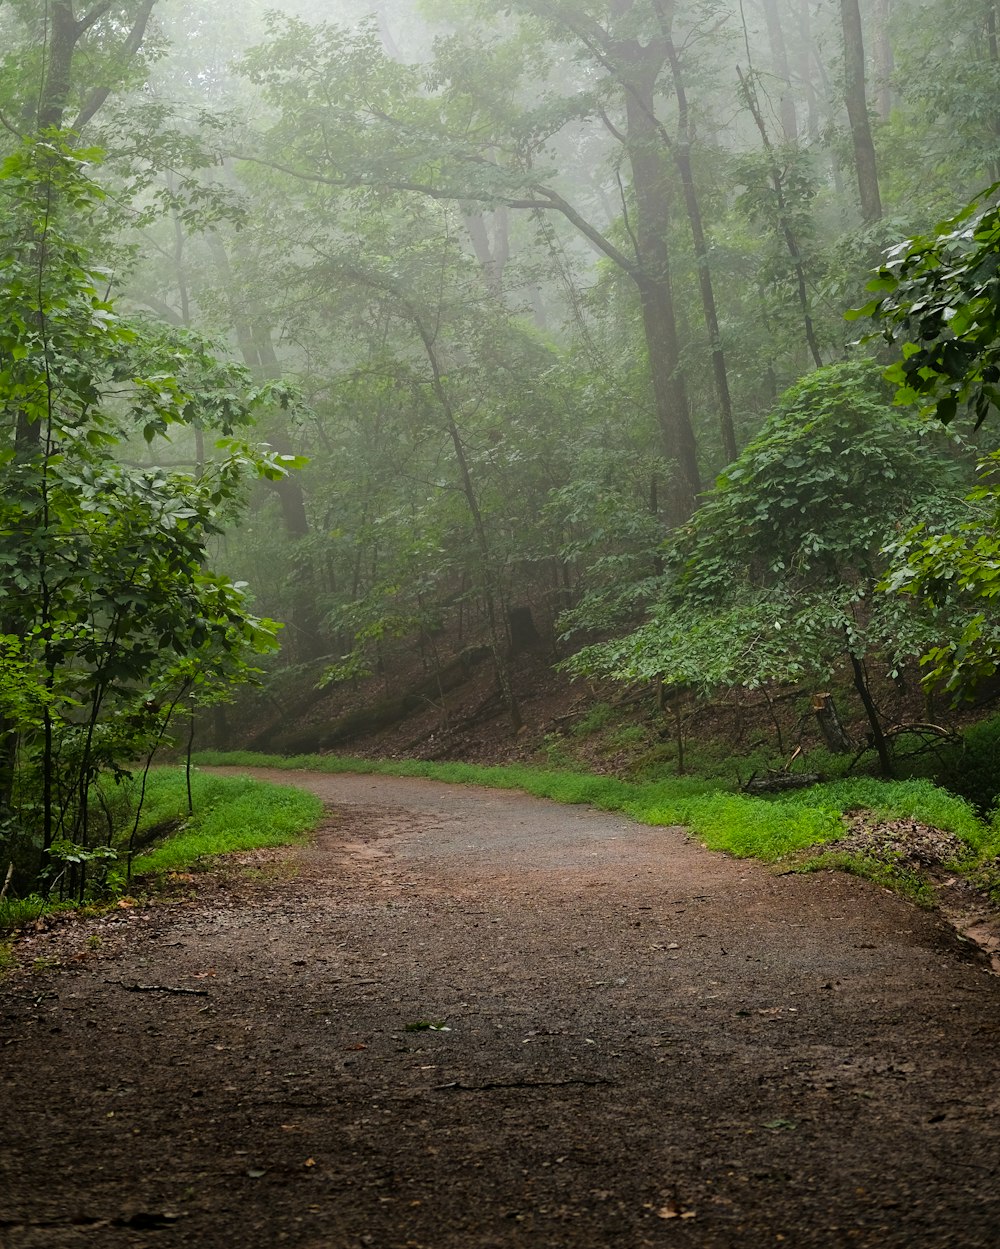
left=567, top=361, right=969, bottom=775
left=0, top=769, right=323, bottom=931
left=0, top=137, right=304, bottom=901
left=856, top=189, right=1000, bottom=699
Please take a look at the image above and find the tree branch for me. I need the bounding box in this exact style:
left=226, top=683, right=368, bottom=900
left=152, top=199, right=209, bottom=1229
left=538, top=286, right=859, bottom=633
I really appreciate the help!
left=72, top=0, right=158, bottom=132
left=229, top=151, right=643, bottom=279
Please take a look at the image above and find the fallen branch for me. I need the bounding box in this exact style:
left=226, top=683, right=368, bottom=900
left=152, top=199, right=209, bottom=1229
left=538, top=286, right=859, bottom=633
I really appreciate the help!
left=115, top=982, right=209, bottom=997
left=434, top=1077, right=612, bottom=1092
left=741, top=772, right=821, bottom=794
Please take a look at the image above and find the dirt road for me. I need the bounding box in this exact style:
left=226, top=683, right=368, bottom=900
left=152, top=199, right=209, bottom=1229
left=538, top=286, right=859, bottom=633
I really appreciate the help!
left=2, top=769, right=1000, bottom=1248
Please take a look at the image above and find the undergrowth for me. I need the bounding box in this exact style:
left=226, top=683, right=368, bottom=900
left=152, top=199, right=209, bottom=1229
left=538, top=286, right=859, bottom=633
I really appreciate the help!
left=0, top=769, right=323, bottom=933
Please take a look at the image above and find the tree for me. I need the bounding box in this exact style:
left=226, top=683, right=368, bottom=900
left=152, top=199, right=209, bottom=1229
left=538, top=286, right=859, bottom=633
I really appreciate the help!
left=860, top=188, right=1000, bottom=427
left=567, top=362, right=967, bottom=774
left=840, top=0, right=882, bottom=223
left=234, top=6, right=707, bottom=516
left=858, top=187, right=1000, bottom=696
left=0, top=1, right=160, bottom=139
left=0, top=138, right=298, bottom=897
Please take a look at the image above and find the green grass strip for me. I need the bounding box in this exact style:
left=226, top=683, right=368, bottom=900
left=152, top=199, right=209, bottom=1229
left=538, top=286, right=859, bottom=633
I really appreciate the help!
left=191, top=750, right=994, bottom=866
left=131, top=769, right=324, bottom=875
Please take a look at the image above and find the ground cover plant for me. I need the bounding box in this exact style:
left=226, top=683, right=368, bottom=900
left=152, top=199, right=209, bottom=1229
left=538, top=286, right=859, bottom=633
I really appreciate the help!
left=0, top=768, right=323, bottom=932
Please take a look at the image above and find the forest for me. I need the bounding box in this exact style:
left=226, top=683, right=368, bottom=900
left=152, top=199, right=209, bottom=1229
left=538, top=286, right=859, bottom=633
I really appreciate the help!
left=4, top=0, right=1000, bottom=906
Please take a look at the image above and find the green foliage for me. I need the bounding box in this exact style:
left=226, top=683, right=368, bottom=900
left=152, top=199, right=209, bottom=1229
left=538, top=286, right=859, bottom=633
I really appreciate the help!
left=881, top=462, right=1000, bottom=695
left=0, top=138, right=298, bottom=898
left=681, top=361, right=956, bottom=585
left=130, top=770, right=323, bottom=875
left=0, top=769, right=323, bottom=931
left=925, top=714, right=1000, bottom=818
left=859, top=189, right=1000, bottom=696
left=571, top=702, right=615, bottom=737
left=547, top=447, right=670, bottom=640
left=859, top=188, right=1000, bottom=427
left=567, top=362, right=966, bottom=706
left=883, top=0, right=1000, bottom=214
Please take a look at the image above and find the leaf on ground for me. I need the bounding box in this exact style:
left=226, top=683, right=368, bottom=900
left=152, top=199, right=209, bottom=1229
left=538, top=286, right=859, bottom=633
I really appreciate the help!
left=656, top=1201, right=697, bottom=1220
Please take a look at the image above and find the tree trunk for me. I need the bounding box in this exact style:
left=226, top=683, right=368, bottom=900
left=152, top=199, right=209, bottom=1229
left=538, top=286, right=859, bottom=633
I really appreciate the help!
left=507, top=606, right=540, bottom=655
left=463, top=211, right=508, bottom=295
left=414, top=320, right=523, bottom=732
left=849, top=652, right=894, bottom=777
left=37, top=2, right=158, bottom=133
left=812, top=692, right=852, bottom=754
left=762, top=0, right=798, bottom=142
left=986, top=1, right=1000, bottom=184
left=841, top=0, right=883, bottom=223
left=795, top=0, right=821, bottom=140
left=737, top=66, right=824, bottom=369
left=664, top=37, right=738, bottom=463
left=622, top=58, right=700, bottom=519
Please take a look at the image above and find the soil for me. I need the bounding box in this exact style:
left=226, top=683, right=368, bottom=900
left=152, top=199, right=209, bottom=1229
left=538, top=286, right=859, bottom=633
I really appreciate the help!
left=3, top=768, right=1000, bottom=1248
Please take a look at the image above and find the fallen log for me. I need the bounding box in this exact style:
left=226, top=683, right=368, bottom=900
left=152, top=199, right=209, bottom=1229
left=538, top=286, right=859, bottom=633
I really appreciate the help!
left=742, top=771, right=821, bottom=794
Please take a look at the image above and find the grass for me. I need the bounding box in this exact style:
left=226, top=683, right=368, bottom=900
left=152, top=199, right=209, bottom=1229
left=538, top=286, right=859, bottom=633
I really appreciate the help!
left=191, top=749, right=999, bottom=873
left=0, top=894, right=75, bottom=933
left=130, top=769, right=324, bottom=876
left=0, top=768, right=324, bottom=933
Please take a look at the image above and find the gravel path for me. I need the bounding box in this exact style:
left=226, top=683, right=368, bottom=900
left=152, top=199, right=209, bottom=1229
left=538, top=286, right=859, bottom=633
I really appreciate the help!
left=2, top=768, right=999, bottom=1248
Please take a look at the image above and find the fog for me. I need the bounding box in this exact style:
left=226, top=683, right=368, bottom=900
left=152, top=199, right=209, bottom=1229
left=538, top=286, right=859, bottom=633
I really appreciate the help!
left=1, top=0, right=994, bottom=735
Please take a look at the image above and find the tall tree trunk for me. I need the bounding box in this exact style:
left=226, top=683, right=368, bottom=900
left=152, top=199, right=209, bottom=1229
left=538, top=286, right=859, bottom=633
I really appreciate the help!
left=664, top=36, right=738, bottom=463
left=521, top=0, right=702, bottom=516
left=761, top=0, right=798, bottom=142
left=463, top=210, right=509, bottom=295
left=374, top=4, right=401, bottom=59
left=413, top=321, right=523, bottom=732
left=737, top=66, right=824, bottom=369
left=872, top=0, right=894, bottom=122
left=849, top=651, right=893, bottom=777
left=795, top=0, right=820, bottom=139
left=37, top=2, right=158, bottom=132
left=207, top=235, right=322, bottom=659
left=841, top=0, right=883, bottom=223
left=622, top=55, right=700, bottom=519
left=986, top=1, right=1000, bottom=184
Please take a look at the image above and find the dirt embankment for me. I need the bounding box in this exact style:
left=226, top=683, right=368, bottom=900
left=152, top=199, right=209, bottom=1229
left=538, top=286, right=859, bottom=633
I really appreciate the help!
left=3, top=770, right=1000, bottom=1248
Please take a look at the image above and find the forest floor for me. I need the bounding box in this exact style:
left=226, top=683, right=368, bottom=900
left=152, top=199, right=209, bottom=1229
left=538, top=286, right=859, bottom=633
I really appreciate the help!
left=3, top=769, right=1000, bottom=1248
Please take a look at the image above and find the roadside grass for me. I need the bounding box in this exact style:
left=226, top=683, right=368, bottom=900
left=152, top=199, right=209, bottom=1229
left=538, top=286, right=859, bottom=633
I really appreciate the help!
left=130, top=769, right=324, bottom=876
left=191, top=750, right=999, bottom=873
left=0, top=769, right=324, bottom=934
